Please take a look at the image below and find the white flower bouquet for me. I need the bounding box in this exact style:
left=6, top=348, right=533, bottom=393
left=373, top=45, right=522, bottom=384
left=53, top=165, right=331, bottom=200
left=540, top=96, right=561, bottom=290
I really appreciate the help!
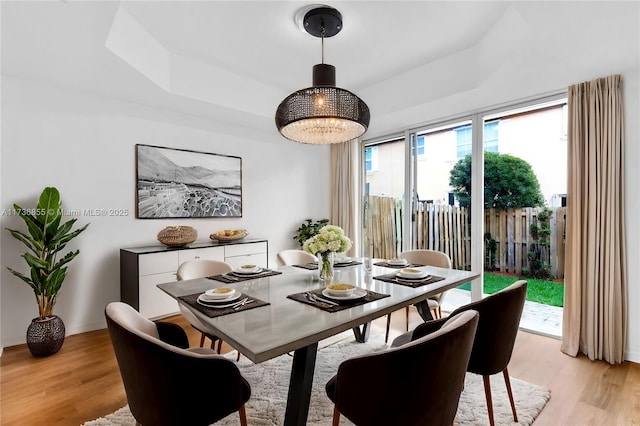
left=303, top=225, right=352, bottom=255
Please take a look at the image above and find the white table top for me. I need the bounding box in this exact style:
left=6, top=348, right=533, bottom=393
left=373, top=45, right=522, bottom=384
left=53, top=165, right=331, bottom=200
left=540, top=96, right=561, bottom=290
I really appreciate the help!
left=158, top=261, right=479, bottom=363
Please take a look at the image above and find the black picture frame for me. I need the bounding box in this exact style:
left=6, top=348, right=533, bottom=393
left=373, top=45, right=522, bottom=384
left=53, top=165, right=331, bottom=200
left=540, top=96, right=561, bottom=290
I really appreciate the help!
left=135, top=144, right=242, bottom=218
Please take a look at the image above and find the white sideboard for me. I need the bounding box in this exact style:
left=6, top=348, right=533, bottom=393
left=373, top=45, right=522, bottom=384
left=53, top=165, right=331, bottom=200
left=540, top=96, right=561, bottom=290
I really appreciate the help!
left=120, top=239, right=268, bottom=319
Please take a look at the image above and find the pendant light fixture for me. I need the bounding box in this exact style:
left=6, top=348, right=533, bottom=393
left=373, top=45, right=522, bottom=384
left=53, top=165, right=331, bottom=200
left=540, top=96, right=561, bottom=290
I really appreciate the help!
left=275, top=6, right=370, bottom=144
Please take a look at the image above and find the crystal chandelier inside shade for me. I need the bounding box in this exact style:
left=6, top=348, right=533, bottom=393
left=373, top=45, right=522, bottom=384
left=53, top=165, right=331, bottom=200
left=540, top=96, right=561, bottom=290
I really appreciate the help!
left=275, top=6, right=370, bottom=144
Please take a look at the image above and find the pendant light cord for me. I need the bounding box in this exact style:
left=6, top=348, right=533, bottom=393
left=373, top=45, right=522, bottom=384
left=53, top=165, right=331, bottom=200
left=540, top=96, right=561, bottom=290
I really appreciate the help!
left=321, top=22, right=325, bottom=64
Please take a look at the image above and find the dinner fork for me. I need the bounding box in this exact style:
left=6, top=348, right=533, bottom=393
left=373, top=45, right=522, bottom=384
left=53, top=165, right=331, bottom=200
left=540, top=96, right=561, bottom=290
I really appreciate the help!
left=307, top=292, right=339, bottom=307
left=234, top=299, right=254, bottom=310
left=230, top=297, right=249, bottom=309
left=222, top=273, right=240, bottom=281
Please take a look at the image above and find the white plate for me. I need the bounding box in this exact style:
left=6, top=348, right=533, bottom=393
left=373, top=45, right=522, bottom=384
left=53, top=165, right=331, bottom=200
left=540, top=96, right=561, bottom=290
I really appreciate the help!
left=232, top=268, right=264, bottom=276
left=334, top=257, right=353, bottom=264
left=388, top=259, right=408, bottom=266
left=322, top=287, right=367, bottom=300
left=197, top=293, right=241, bottom=305
left=396, top=270, right=428, bottom=279
left=203, top=288, right=237, bottom=300
left=396, top=272, right=431, bottom=281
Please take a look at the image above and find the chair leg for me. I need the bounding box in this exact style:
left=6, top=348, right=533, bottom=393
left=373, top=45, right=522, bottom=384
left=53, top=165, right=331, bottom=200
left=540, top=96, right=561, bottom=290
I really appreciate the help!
left=405, top=306, right=410, bottom=331
left=482, top=375, right=495, bottom=426
left=332, top=406, right=341, bottom=426
left=385, top=313, right=391, bottom=343
left=216, top=339, right=223, bottom=354
left=199, top=333, right=206, bottom=348
left=238, top=404, right=248, bottom=426
left=503, top=368, right=518, bottom=422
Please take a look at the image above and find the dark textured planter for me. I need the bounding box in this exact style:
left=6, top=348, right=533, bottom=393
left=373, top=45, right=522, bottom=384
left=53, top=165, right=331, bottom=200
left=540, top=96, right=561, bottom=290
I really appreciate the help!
left=26, top=315, right=65, bottom=357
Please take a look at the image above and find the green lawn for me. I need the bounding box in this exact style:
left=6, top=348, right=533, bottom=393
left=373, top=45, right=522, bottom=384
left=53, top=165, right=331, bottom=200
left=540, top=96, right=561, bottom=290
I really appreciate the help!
left=457, top=273, right=564, bottom=307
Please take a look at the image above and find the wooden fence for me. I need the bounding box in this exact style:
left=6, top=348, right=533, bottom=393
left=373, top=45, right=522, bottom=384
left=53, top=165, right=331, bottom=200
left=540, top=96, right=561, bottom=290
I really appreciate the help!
left=365, top=196, right=566, bottom=278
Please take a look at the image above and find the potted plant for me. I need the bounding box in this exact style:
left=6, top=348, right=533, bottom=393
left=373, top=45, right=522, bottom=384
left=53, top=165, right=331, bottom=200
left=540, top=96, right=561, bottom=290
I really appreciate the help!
left=5, top=187, right=89, bottom=357
left=293, top=218, right=329, bottom=247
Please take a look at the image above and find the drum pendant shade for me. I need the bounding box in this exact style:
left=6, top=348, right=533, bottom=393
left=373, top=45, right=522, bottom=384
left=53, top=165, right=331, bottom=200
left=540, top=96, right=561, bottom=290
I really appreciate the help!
left=275, top=7, right=370, bottom=144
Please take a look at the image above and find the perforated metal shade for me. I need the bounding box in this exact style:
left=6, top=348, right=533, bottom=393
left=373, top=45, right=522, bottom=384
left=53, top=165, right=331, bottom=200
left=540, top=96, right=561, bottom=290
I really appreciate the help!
left=275, top=84, right=370, bottom=145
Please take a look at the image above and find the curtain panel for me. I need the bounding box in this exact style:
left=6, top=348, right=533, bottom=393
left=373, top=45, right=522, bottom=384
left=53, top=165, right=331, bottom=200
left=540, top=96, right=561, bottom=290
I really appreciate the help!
left=562, top=75, right=627, bottom=364
left=330, top=141, right=357, bottom=256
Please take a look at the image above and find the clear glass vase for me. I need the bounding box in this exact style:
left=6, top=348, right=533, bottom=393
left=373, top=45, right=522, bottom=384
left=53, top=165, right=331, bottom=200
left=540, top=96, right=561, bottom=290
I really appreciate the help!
left=318, top=251, right=335, bottom=281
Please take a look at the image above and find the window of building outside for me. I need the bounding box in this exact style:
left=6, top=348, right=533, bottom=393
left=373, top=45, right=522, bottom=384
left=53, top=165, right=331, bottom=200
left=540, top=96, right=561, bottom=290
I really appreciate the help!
left=365, top=146, right=378, bottom=172
left=455, top=121, right=499, bottom=159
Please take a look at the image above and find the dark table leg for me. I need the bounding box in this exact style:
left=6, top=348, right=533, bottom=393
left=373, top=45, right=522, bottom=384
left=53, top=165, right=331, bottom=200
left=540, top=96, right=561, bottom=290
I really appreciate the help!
left=352, top=322, right=371, bottom=343
left=414, top=300, right=435, bottom=321
left=283, top=342, right=319, bottom=426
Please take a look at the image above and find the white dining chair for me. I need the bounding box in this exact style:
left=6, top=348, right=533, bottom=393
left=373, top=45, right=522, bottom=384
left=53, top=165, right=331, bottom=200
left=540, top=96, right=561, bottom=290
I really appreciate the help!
left=275, top=249, right=317, bottom=266
left=176, top=259, right=239, bottom=358
left=385, top=249, right=453, bottom=343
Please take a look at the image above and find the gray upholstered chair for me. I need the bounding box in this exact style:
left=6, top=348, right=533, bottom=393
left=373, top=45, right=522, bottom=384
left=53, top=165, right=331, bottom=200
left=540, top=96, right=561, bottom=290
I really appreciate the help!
left=176, top=259, right=233, bottom=353
left=105, top=302, right=251, bottom=426
left=395, top=280, right=528, bottom=426
left=326, top=310, right=479, bottom=426
left=385, top=249, right=452, bottom=343
left=275, top=249, right=317, bottom=266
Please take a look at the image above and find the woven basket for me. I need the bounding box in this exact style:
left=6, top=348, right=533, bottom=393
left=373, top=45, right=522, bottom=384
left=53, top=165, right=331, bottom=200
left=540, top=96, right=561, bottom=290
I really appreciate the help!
left=157, top=226, right=197, bottom=247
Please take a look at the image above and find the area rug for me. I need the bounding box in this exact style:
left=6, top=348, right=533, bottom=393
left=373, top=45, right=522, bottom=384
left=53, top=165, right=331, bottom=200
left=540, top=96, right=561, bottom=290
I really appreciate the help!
left=83, top=334, right=550, bottom=426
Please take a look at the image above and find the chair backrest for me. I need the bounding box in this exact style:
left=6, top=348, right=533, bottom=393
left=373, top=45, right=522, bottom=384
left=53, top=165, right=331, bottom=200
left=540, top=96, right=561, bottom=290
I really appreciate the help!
left=400, top=249, right=452, bottom=269
left=275, top=249, right=317, bottom=266
left=176, top=259, right=233, bottom=280
left=329, top=310, right=479, bottom=426
left=449, top=280, right=527, bottom=375
left=105, top=302, right=249, bottom=426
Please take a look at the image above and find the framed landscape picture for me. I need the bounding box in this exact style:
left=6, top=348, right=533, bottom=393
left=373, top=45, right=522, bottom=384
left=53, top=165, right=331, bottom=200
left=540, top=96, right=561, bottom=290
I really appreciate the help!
left=136, top=144, right=242, bottom=218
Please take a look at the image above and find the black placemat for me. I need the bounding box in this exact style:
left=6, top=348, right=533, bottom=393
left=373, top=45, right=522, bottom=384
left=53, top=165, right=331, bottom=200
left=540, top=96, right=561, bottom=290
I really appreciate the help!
left=207, top=269, right=282, bottom=283
left=293, top=260, right=362, bottom=270
left=178, top=292, right=269, bottom=318
left=373, top=272, right=445, bottom=288
left=287, top=288, right=390, bottom=312
left=373, top=261, right=425, bottom=268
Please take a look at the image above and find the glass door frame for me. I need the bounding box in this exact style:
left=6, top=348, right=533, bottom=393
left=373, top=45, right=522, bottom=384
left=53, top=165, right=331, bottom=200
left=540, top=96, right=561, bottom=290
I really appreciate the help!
left=360, top=91, right=567, bottom=303
left=403, top=116, right=484, bottom=300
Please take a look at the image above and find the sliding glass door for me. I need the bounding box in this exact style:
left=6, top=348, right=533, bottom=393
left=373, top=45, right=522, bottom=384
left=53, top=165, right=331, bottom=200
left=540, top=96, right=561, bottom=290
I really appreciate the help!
left=362, top=95, right=567, bottom=334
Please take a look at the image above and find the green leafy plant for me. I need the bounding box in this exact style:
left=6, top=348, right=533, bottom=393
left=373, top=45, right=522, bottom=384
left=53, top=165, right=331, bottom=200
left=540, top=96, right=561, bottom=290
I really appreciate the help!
left=5, top=187, right=89, bottom=319
left=527, top=207, right=553, bottom=279
left=293, top=218, right=329, bottom=247
left=484, top=232, right=498, bottom=271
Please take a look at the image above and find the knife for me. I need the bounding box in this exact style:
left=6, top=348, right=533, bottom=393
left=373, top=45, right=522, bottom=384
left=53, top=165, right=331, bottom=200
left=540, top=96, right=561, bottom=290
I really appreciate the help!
left=231, top=297, right=249, bottom=309
left=234, top=299, right=255, bottom=310
left=305, top=292, right=331, bottom=308
left=311, top=293, right=339, bottom=306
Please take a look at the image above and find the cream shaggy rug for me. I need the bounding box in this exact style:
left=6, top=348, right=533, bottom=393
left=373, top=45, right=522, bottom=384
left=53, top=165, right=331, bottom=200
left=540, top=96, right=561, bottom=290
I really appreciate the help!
left=83, top=334, right=550, bottom=426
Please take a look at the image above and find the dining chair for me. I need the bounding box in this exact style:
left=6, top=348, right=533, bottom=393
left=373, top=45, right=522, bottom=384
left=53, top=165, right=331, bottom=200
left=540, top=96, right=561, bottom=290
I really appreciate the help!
left=384, top=249, right=452, bottom=343
left=105, top=302, right=251, bottom=426
left=275, top=249, right=317, bottom=266
left=176, top=259, right=236, bottom=357
left=326, top=310, right=479, bottom=426
left=396, top=280, right=528, bottom=426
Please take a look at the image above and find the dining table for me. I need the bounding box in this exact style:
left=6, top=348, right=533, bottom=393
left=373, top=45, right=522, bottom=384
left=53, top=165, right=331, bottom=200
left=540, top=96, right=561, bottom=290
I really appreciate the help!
left=157, top=258, right=479, bottom=426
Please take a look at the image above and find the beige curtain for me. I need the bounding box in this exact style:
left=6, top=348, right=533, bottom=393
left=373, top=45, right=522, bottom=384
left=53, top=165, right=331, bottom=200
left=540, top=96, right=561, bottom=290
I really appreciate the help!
left=562, top=75, right=627, bottom=364
left=330, top=141, right=357, bottom=255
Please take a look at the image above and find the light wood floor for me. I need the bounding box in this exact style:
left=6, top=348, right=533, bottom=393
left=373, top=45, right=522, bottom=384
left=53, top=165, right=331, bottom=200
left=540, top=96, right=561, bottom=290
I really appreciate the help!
left=1, top=311, right=639, bottom=426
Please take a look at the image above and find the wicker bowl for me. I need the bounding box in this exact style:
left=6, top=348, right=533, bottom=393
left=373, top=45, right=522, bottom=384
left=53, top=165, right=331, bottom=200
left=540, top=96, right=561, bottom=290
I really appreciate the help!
left=210, top=230, right=248, bottom=242
left=157, top=226, right=197, bottom=247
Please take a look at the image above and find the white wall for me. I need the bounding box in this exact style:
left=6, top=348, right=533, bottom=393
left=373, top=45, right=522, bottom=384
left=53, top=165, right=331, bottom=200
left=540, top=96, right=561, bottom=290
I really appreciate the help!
left=622, top=70, right=639, bottom=362
left=0, top=76, right=330, bottom=348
